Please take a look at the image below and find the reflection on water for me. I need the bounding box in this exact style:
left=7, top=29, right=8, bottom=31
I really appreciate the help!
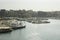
left=0, top=19, right=60, bottom=40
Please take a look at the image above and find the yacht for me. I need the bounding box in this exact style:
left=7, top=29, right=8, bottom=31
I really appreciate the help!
left=10, top=20, right=26, bottom=29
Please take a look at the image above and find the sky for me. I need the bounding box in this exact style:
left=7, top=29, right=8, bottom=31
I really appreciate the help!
left=0, top=0, right=60, bottom=11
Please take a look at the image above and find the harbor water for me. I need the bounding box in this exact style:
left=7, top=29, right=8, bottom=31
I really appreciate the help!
left=0, top=19, right=60, bottom=40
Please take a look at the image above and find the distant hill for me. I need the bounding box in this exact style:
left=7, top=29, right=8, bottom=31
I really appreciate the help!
left=0, top=9, right=60, bottom=18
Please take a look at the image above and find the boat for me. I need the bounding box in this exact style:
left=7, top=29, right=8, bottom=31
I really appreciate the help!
left=43, top=21, right=50, bottom=23
left=0, top=27, right=12, bottom=33
left=42, top=20, right=50, bottom=23
left=10, top=20, right=26, bottom=30
left=32, top=20, right=50, bottom=24
left=32, top=21, right=42, bottom=24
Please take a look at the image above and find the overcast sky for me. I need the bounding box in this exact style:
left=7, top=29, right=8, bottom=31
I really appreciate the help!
left=0, top=0, right=60, bottom=11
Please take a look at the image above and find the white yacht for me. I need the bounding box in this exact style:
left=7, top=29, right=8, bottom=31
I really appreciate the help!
left=10, top=20, right=26, bottom=29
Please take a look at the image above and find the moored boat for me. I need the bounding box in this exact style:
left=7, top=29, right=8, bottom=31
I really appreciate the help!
left=41, top=20, right=50, bottom=23
left=10, top=20, right=26, bottom=30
